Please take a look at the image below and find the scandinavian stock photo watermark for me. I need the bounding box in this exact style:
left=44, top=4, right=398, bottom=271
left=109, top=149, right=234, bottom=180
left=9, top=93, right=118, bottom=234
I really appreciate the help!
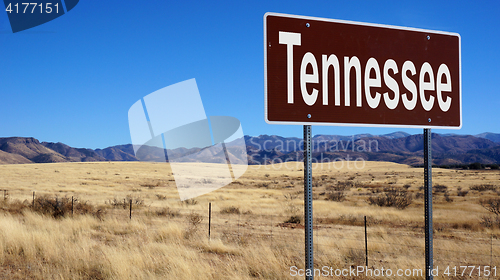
left=290, top=265, right=498, bottom=278
left=128, top=79, right=248, bottom=201
left=290, top=265, right=423, bottom=278
left=3, top=0, right=80, bottom=33
left=247, top=136, right=379, bottom=171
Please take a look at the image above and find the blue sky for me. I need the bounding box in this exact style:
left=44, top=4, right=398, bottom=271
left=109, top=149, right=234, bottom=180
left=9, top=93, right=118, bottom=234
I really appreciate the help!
left=1, top=1, right=499, bottom=149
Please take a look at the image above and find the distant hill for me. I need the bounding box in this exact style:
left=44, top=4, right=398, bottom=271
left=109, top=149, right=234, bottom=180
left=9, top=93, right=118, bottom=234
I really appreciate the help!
left=0, top=149, right=32, bottom=164
left=0, top=132, right=498, bottom=166
left=463, top=145, right=500, bottom=163
left=94, top=145, right=138, bottom=161
left=243, top=133, right=500, bottom=166
left=382, top=131, right=411, bottom=139
left=476, top=132, right=500, bottom=143
left=42, top=142, right=105, bottom=162
left=0, top=137, right=66, bottom=163
left=0, top=137, right=133, bottom=163
left=356, top=134, right=498, bottom=154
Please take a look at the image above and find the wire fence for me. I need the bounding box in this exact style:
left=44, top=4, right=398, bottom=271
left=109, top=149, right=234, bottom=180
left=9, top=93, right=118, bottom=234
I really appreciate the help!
left=2, top=188, right=500, bottom=274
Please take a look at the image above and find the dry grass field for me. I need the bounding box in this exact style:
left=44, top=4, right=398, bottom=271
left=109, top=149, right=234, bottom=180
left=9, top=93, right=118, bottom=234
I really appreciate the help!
left=0, top=161, right=499, bottom=279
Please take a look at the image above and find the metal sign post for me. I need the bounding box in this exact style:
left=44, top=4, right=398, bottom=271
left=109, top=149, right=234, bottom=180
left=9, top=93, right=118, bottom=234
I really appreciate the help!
left=303, top=125, right=314, bottom=279
left=424, top=128, right=433, bottom=279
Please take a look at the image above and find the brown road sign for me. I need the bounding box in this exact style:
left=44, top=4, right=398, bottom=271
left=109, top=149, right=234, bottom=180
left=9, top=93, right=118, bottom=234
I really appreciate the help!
left=264, top=13, right=461, bottom=129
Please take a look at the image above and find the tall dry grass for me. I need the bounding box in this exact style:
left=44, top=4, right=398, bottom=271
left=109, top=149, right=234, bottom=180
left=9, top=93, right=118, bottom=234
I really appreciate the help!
left=0, top=161, right=499, bottom=279
left=0, top=209, right=300, bottom=279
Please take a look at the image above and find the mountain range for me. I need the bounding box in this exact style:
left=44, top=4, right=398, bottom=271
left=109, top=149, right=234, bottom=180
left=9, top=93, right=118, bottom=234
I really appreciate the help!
left=0, top=132, right=499, bottom=166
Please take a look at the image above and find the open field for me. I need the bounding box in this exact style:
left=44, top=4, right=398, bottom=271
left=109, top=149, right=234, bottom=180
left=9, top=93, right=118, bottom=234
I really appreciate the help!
left=0, top=161, right=500, bottom=279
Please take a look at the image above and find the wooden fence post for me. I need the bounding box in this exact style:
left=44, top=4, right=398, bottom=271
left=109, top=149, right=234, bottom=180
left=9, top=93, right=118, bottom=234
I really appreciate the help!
left=129, top=199, right=132, bottom=220
left=365, top=216, right=368, bottom=267
left=208, top=202, right=212, bottom=241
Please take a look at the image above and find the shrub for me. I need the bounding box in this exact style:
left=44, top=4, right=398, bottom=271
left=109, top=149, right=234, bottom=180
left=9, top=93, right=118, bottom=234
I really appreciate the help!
left=32, top=195, right=93, bottom=218
left=337, top=180, right=354, bottom=190
left=480, top=215, right=500, bottom=228
left=72, top=198, right=94, bottom=214
left=220, top=206, right=240, bottom=215
left=326, top=181, right=354, bottom=194
left=156, top=194, right=167, bottom=200
left=128, top=196, right=144, bottom=206
left=0, top=199, right=30, bottom=215
left=94, top=208, right=105, bottom=221
left=367, top=187, right=412, bottom=209
left=325, top=191, right=346, bottom=202
left=181, top=198, right=198, bottom=206
left=184, top=212, right=203, bottom=239
left=284, top=215, right=301, bottom=224
left=188, top=212, right=203, bottom=226
left=480, top=198, right=500, bottom=216
left=156, top=207, right=180, bottom=217
left=259, top=182, right=270, bottom=188
left=433, top=184, right=448, bottom=193
left=107, top=198, right=126, bottom=208
left=469, top=162, right=482, bottom=170
left=34, top=196, right=68, bottom=218
left=444, top=192, right=453, bottom=203
left=471, top=184, right=497, bottom=192
left=338, top=214, right=360, bottom=226
left=457, top=190, right=469, bottom=197
left=107, top=196, right=144, bottom=209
